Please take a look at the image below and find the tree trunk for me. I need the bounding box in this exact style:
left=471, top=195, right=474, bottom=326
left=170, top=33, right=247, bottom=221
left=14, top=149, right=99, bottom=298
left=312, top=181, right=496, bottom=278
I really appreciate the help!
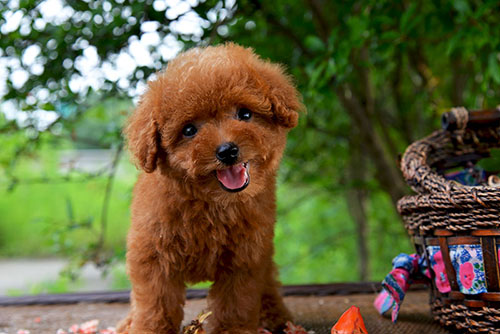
left=345, top=133, right=370, bottom=281
left=334, top=84, right=408, bottom=209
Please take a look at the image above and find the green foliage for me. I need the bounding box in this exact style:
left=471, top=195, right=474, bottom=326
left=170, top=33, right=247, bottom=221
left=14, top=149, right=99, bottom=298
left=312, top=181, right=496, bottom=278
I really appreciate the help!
left=478, top=148, right=500, bottom=172
left=2, top=0, right=500, bottom=291
left=0, top=160, right=410, bottom=286
left=110, top=262, right=130, bottom=290
left=0, top=145, right=135, bottom=259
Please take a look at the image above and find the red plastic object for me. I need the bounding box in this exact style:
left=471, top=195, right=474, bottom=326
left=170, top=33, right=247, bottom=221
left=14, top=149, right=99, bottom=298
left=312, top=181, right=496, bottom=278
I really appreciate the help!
left=331, top=306, right=368, bottom=334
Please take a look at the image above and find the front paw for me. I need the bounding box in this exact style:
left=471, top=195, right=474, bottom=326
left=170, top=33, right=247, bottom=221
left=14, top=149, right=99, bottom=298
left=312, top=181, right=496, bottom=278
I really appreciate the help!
left=260, top=312, right=291, bottom=333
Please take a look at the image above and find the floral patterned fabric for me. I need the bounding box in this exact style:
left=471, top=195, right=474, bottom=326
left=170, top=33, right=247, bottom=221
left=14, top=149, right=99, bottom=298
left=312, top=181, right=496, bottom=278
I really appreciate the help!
left=376, top=245, right=500, bottom=323
left=427, top=246, right=451, bottom=293
left=428, top=244, right=490, bottom=295
left=450, top=244, right=487, bottom=294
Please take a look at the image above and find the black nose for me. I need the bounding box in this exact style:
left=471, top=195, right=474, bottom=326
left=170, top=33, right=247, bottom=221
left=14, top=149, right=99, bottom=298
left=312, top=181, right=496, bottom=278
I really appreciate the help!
left=216, top=142, right=239, bottom=165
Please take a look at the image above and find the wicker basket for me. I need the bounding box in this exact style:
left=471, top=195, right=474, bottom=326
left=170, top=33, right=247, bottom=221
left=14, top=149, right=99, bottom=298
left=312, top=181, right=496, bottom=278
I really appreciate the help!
left=398, top=107, right=500, bottom=333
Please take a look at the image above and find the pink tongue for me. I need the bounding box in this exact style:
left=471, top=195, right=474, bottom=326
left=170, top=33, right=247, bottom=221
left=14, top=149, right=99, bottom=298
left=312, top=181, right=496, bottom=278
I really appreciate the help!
left=216, top=164, right=247, bottom=190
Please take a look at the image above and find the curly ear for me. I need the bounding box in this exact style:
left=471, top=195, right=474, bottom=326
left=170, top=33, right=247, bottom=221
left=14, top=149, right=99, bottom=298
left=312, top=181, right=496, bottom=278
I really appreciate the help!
left=257, top=61, right=303, bottom=128
left=124, top=96, right=160, bottom=173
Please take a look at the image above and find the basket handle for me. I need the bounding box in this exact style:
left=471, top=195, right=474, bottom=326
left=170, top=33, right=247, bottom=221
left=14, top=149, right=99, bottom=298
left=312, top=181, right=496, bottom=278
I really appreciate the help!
left=442, top=106, right=500, bottom=131
left=401, top=106, right=500, bottom=194
left=400, top=129, right=451, bottom=194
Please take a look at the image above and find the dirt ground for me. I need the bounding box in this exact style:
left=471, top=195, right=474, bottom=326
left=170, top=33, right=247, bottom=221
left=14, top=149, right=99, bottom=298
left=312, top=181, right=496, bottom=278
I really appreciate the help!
left=0, top=291, right=450, bottom=334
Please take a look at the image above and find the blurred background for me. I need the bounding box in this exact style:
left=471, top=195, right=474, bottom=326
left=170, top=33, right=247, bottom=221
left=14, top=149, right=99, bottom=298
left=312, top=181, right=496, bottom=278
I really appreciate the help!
left=0, top=0, right=499, bottom=296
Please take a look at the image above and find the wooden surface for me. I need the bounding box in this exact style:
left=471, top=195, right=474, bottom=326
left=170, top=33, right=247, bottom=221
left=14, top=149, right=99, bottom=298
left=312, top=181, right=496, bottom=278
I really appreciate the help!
left=0, top=290, right=450, bottom=334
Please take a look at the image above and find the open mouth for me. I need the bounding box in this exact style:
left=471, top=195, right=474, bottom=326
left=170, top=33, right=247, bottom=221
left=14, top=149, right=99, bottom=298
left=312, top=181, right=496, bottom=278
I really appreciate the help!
left=216, top=162, right=250, bottom=192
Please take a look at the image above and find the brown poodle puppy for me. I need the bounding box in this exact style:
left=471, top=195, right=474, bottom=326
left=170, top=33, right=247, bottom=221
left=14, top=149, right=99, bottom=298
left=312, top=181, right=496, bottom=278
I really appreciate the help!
left=117, top=43, right=302, bottom=334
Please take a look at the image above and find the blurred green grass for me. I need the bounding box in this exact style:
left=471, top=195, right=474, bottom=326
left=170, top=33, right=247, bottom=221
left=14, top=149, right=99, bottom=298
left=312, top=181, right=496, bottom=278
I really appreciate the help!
left=0, top=150, right=135, bottom=258
left=0, top=146, right=412, bottom=290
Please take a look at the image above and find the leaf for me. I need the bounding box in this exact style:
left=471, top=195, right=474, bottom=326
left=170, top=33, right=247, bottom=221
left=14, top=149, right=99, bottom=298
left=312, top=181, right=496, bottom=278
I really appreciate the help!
left=489, top=148, right=500, bottom=160
left=400, top=3, right=417, bottom=33
left=479, top=158, right=500, bottom=172
left=381, top=30, right=400, bottom=42
left=40, top=102, right=55, bottom=111
left=305, top=35, right=325, bottom=53
left=347, top=15, right=368, bottom=46
left=453, top=0, right=471, bottom=14
left=488, top=53, right=500, bottom=84
left=309, top=60, right=327, bottom=89
left=325, top=58, right=337, bottom=78
left=478, top=148, right=500, bottom=171
left=446, top=33, right=462, bottom=56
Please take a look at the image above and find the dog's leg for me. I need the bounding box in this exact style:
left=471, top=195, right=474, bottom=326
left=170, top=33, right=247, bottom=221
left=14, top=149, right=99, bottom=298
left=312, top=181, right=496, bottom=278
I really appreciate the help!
left=125, top=254, right=185, bottom=334
left=208, top=268, right=263, bottom=334
left=116, top=312, right=132, bottom=334
left=259, top=261, right=292, bottom=333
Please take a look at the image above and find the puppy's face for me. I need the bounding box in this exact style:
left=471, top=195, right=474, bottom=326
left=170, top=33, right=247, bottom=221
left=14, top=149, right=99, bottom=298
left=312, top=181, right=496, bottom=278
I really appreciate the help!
left=126, top=44, right=302, bottom=200
left=164, top=103, right=286, bottom=198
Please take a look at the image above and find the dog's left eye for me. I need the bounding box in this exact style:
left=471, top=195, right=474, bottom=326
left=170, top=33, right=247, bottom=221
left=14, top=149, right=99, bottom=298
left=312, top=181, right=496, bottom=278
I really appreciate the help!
left=182, top=124, right=198, bottom=137
left=236, top=108, right=252, bottom=121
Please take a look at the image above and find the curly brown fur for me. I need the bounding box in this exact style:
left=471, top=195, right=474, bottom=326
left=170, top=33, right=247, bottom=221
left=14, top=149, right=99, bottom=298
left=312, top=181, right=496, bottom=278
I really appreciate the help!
left=117, top=43, right=303, bottom=334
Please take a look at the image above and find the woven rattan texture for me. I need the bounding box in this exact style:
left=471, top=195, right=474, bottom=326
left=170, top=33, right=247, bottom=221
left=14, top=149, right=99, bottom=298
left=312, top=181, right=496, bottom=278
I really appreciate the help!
left=398, top=114, right=500, bottom=234
left=0, top=292, right=449, bottom=334
left=432, top=300, right=500, bottom=334
left=397, top=108, right=500, bottom=334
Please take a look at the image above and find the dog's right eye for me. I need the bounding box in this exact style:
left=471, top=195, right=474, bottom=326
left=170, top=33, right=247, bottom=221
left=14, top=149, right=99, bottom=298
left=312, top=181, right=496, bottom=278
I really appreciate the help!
left=182, top=124, right=197, bottom=137
left=236, top=108, right=252, bottom=121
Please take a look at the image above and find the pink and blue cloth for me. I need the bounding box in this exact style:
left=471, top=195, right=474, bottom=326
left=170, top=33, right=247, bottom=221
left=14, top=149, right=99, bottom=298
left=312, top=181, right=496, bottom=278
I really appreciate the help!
left=375, top=246, right=500, bottom=322
left=374, top=253, right=428, bottom=322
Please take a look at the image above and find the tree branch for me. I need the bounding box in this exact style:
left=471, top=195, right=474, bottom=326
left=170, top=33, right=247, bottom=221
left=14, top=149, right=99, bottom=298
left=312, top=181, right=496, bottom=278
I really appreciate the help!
left=451, top=58, right=468, bottom=106
left=352, top=46, right=399, bottom=160
left=345, top=131, right=370, bottom=280
left=392, top=48, right=414, bottom=144
left=95, top=142, right=124, bottom=266
left=249, top=0, right=312, bottom=56
left=334, top=83, right=408, bottom=209
left=304, top=0, right=331, bottom=42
